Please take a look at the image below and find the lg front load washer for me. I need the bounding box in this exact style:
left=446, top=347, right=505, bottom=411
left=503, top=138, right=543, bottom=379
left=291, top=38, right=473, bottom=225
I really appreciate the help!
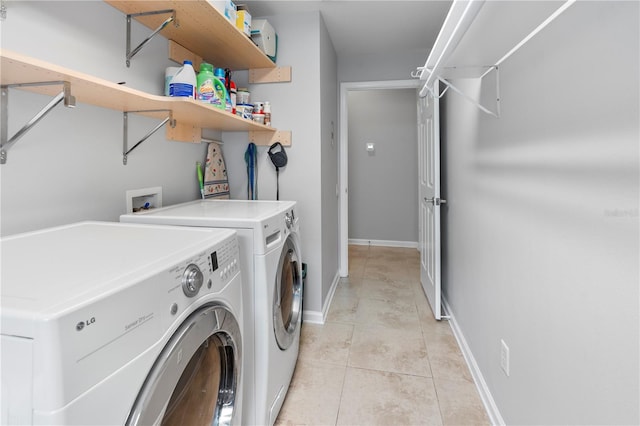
left=121, top=200, right=303, bottom=426
left=1, top=221, right=244, bottom=425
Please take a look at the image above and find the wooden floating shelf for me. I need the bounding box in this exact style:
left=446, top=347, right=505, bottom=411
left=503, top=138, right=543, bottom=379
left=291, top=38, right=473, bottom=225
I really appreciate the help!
left=104, top=0, right=276, bottom=70
left=0, top=49, right=279, bottom=140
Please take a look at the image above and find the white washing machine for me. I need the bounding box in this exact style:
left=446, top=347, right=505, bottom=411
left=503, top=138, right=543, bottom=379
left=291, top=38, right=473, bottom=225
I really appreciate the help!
left=1, top=221, right=244, bottom=425
left=121, top=200, right=303, bottom=426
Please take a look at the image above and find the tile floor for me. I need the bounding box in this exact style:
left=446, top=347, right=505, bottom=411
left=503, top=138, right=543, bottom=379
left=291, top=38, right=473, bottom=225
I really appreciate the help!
left=275, top=245, right=490, bottom=426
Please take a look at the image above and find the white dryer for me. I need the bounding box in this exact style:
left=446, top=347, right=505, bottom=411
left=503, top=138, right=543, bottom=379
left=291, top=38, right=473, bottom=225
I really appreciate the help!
left=1, top=221, right=244, bottom=425
left=121, top=200, right=303, bottom=426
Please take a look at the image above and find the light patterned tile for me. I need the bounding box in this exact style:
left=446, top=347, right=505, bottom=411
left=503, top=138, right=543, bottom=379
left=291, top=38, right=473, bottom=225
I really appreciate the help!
left=294, top=248, right=487, bottom=426
left=348, top=323, right=431, bottom=377
left=425, top=333, right=473, bottom=382
left=326, top=295, right=359, bottom=324
left=337, top=368, right=442, bottom=426
left=275, top=360, right=346, bottom=426
left=357, top=278, right=415, bottom=303
left=367, top=246, right=418, bottom=262
left=348, top=258, right=366, bottom=277
left=364, top=261, right=420, bottom=283
left=434, top=377, right=491, bottom=426
left=298, top=322, right=353, bottom=366
left=348, top=244, right=369, bottom=259
left=333, top=277, right=363, bottom=299
left=355, top=297, right=421, bottom=331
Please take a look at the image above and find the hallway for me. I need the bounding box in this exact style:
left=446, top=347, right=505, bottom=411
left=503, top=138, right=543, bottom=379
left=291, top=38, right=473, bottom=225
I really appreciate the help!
left=276, top=245, right=490, bottom=425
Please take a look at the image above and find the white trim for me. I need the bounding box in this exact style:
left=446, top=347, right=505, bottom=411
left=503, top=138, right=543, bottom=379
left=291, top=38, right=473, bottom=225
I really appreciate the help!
left=348, top=238, right=419, bottom=249
left=339, top=79, right=421, bottom=278
left=302, top=310, right=324, bottom=324
left=302, top=271, right=341, bottom=325
left=442, top=296, right=505, bottom=426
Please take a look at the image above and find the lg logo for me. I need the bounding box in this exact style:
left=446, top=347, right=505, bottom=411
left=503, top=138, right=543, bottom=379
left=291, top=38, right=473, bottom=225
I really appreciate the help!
left=76, top=317, right=96, bottom=331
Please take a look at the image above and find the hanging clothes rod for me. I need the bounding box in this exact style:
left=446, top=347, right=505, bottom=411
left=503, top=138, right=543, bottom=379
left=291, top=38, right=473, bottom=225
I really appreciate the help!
left=419, top=0, right=485, bottom=97
left=201, top=137, right=224, bottom=145
left=479, top=0, right=577, bottom=79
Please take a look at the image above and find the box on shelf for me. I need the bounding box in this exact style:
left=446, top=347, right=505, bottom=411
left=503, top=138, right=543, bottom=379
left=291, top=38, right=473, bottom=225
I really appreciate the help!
left=251, top=19, right=277, bottom=63
left=236, top=5, right=252, bottom=37
left=209, top=0, right=237, bottom=23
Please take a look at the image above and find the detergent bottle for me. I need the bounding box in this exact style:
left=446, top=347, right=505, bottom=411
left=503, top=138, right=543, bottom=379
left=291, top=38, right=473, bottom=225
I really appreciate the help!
left=196, top=62, right=216, bottom=102
left=169, top=60, right=196, bottom=98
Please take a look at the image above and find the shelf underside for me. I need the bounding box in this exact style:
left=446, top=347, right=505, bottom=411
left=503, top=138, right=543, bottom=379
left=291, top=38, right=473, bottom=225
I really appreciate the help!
left=105, top=0, right=276, bottom=70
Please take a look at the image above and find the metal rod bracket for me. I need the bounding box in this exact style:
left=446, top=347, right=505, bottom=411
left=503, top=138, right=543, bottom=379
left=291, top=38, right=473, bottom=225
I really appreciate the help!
left=126, top=9, right=176, bottom=67
left=1, top=81, right=75, bottom=164
left=436, top=65, right=501, bottom=118
left=123, top=110, right=174, bottom=165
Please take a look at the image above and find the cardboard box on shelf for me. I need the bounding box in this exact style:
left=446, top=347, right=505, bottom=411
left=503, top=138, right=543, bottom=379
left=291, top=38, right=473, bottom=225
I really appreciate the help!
left=236, top=5, right=252, bottom=37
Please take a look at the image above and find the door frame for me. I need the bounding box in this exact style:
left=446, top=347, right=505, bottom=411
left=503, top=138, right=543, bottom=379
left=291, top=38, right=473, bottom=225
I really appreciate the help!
left=338, top=79, right=421, bottom=277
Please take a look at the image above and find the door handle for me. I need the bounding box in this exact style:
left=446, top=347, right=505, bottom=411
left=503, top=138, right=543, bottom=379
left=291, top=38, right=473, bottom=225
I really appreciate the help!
left=424, top=197, right=447, bottom=206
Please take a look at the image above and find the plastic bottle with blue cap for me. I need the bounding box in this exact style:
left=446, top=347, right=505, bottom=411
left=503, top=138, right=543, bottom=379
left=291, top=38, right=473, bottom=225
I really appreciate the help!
left=169, top=60, right=196, bottom=98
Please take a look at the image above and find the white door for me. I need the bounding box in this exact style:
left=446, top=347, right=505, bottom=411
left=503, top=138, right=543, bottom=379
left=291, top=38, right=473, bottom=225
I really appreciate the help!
left=417, top=84, right=442, bottom=320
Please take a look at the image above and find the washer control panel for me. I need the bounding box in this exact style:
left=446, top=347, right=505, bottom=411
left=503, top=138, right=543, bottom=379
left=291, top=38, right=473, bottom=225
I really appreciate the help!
left=168, top=234, right=240, bottom=302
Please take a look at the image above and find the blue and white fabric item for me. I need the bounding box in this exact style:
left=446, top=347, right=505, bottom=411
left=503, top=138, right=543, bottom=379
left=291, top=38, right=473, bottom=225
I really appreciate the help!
left=204, top=141, right=230, bottom=199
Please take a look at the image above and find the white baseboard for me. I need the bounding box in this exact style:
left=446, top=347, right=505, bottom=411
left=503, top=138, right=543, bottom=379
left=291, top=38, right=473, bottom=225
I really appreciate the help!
left=442, top=297, right=505, bottom=426
left=302, top=310, right=324, bottom=324
left=348, top=238, right=419, bottom=249
left=302, top=271, right=341, bottom=325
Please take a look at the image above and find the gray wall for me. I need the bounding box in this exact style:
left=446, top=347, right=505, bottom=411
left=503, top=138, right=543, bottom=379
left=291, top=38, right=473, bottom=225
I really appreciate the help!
left=441, top=2, right=639, bottom=424
left=221, top=11, right=338, bottom=316
left=347, top=89, right=418, bottom=244
left=319, top=16, right=340, bottom=304
left=338, top=49, right=428, bottom=83
left=1, top=1, right=206, bottom=236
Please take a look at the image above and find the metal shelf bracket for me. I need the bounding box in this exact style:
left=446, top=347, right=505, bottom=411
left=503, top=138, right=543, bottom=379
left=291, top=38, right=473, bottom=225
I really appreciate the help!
left=1, top=81, right=76, bottom=164
left=126, top=9, right=176, bottom=67
left=436, top=65, right=501, bottom=118
left=123, top=110, right=175, bottom=165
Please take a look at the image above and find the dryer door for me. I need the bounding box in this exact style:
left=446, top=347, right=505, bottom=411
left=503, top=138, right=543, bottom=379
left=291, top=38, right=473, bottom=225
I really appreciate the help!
left=127, top=303, right=241, bottom=426
left=273, top=235, right=303, bottom=350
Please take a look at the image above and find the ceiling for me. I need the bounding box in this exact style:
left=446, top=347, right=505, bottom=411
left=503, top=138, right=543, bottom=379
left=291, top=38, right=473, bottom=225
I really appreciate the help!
left=242, top=1, right=453, bottom=60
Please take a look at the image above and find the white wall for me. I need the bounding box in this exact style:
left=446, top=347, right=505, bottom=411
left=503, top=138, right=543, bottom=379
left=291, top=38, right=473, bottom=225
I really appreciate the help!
left=441, top=2, right=639, bottom=424
left=221, top=11, right=338, bottom=316
left=347, top=89, right=418, bottom=244
left=0, top=1, right=206, bottom=236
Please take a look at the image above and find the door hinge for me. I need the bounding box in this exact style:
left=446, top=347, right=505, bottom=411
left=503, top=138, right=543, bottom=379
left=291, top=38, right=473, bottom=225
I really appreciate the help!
left=424, top=197, right=447, bottom=206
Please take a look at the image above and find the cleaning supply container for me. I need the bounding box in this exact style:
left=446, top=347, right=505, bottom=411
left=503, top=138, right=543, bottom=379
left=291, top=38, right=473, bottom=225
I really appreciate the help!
left=169, top=60, right=196, bottom=98
left=237, top=88, right=250, bottom=105
left=263, top=101, right=271, bottom=126
left=164, top=66, right=181, bottom=96
left=197, top=62, right=216, bottom=102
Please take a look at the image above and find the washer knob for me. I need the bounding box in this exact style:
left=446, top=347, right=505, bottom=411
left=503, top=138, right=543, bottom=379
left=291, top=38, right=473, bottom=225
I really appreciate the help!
left=182, top=264, right=204, bottom=297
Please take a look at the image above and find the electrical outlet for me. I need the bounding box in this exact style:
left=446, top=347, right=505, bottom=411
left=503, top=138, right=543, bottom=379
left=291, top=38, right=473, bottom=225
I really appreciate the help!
left=500, top=339, right=510, bottom=377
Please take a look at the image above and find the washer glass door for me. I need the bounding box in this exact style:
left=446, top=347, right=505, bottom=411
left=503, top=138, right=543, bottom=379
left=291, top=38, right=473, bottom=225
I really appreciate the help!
left=127, top=304, right=241, bottom=426
left=273, top=235, right=303, bottom=350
